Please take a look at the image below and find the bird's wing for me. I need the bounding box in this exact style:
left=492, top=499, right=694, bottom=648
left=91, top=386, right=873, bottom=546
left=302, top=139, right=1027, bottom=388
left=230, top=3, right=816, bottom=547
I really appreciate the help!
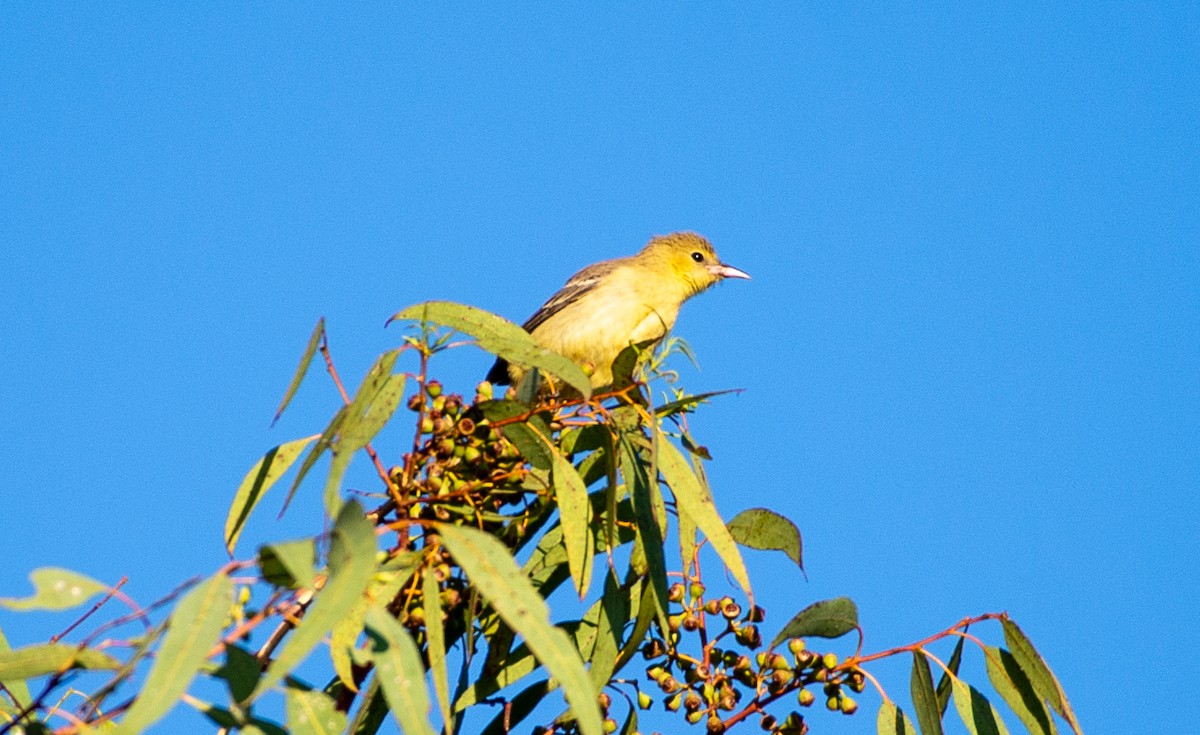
left=520, top=257, right=625, bottom=333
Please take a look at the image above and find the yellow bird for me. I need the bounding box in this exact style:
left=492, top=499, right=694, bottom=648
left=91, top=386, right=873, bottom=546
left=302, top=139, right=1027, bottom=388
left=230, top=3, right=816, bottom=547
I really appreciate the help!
left=487, top=231, right=750, bottom=391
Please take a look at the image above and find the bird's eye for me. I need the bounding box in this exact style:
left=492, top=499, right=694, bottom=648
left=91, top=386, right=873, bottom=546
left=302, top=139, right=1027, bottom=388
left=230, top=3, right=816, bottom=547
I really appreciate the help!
left=690, top=252, right=705, bottom=263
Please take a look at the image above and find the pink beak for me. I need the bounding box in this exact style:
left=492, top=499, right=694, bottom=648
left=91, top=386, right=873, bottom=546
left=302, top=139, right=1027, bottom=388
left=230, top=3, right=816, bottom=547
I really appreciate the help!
left=709, top=262, right=751, bottom=280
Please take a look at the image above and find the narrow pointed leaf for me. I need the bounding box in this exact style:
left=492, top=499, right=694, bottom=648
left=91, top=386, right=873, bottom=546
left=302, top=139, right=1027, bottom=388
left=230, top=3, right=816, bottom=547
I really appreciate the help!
left=656, top=429, right=752, bottom=598
left=436, top=523, right=603, bottom=735
left=280, top=406, right=348, bottom=517
left=620, top=434, right=670, bottom=634
left=726, top=508, right=804, bottom=571
left=936, top=633, right=966, bottom=715
left=453, top=649, right=539, bottom=712
left=0, top=627, right=31, bottom=705
left=529, top=426, right=592, bottom=598
left=877, top=701, right=917, bottom=735
left=950, top=674, right=1011, bottom=735
left=323, top=353, right=405, bottom=515
left=423, top=569, right=453, bottom=734
left=346, top=676, right=389, bottom=735
left=770, top=597, right=859, bottom=648
left=338, top=353, right=405, bottom=453
left=655, top=389, right=743, bottom=419
left=984, top=646, right=1057, bottom=735
left=272, top=317, right=325, bottom=426
left=112, top=573, right=234, bottom=735
left=286, top=688, right=347, bottom=735
left=586, top=570, right=628, bottom=690
left=0, top=643, right=120, bottom=680
left=227, top=435, right=319, bottom=553
left=249, top=501, right=377, bottom=702
left=478, top=679, right=550, bottom=735
left=364, top=606, right=438, bottom=735
left=0, top=568, right=107, bottom=612
left=388, top=301, right=591, bottom=397
left=910, top=651, right=944, bottom=735
left=1002, top=619, right=1082, bottom=734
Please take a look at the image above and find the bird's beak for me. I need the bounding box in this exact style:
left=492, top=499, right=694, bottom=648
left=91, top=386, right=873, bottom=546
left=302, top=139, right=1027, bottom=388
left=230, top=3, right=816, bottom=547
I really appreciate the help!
left=708, top=262, right=751, bottom=280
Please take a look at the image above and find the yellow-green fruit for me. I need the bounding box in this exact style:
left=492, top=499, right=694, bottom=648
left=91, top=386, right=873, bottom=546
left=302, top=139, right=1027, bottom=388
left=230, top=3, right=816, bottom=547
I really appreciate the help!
left=825, top=695, right=840, bottom=711
left=798, top=689, right=815, bottom=707
left=839, top=696, right=857, bottom=715
left=638, top=691, right=653, bottom=710
left=690, top=582, right=706, bottom=599
left=686, top=710, right=704, bottom=725
left=788, top=638, right=806, bottom=655
left=706, top=713, right=724, bottom=733
left=426, top=381, right=443, bottom=398
left=821, top=653, right=838, bottom=669
left=603, top=718, right=618, bottom=733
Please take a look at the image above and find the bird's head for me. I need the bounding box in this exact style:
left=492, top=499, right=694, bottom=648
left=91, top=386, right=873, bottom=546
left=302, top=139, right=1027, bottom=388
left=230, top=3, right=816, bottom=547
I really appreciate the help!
left=639, top=231, right=751, bottom=297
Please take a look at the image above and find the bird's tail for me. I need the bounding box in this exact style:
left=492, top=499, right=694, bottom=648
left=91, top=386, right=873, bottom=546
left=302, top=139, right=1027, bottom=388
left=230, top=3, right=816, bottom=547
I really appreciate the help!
left=485, top=358, right=511, bottom=386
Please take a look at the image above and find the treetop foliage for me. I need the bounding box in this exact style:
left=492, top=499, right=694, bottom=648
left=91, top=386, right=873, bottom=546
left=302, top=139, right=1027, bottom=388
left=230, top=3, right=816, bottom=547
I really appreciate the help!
left=0, top=301, right=1082, bottom=735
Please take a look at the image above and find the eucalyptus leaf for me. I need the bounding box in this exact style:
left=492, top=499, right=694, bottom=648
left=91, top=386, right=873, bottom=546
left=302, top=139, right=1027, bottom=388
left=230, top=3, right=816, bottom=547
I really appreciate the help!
left=0, top=568, right=107, bottom=612
left=437, top=523, right=603, bottom=735
left=770, top=597, right=859, bottom=648
left=726, top=507, right=803, bottom=571
left=388, top=301, right=591, bottom=397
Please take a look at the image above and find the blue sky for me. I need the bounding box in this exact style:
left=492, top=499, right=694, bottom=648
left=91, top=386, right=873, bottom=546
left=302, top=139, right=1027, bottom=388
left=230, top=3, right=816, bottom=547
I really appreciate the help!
left=2, top=4, right=1197, bottom=734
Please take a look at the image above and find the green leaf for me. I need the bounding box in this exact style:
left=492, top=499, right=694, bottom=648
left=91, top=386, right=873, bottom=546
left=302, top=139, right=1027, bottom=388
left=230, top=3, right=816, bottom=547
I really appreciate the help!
left=436, top=523, right=603, bottom=735
left=910, top=651, right=944, bottom=735
left=258, top=538, right=317, bottom=590
left=620, top=433, right=669, bottom=635
left=423, top=569, right=453, bottom=735
left=363, top=606, right=438, bottom=735
left=112, top=573, right=234, bottom=735
left=877, top=701, right=918, bottom=735
left=0, top=643, right=120, bottom=680
left=337, top=350, right=405, bottom=454
left=184, top=696, right=288, bottom=735
left=285, top=688, right=347, bottom=735
left=936, top=633, right=966, bottom=715
left=389, top=301, right=592, bottom=398
left=984, top=646, right=1057, bottom=735
left=726, top=507, right=804, bottom=571
left=529, top=425, right=592, bottom=599
left=226, top=436, right=320, bottom=554
left=280, top=405, right=349, bottom=518
left=272, top=317, right=325, bottom=426
left=346, top=677, right=390, bottom=735
left=323, top=351, right=405, bottom=516
left=1002, top=619, right=1082, bottom=734
left=248, top=501, right=378, bottom=702
left=586, top=570, right=629, bottom=690
left=452, top=648, right=538, bottom=712
left=654, top=389, right=743, bottom=419
left=770, top=597, right=859, bottom=648
left=478, top=679, right=550, bottom=735
left=213, top=645, right=261, bottom=703
left=655, top=429, right=752, bottom=598
left=950, top=674, right=1011, bottom=735
left=0, top=568, right=107, bottom=612
left=0, top=626, right=31, bottom=706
